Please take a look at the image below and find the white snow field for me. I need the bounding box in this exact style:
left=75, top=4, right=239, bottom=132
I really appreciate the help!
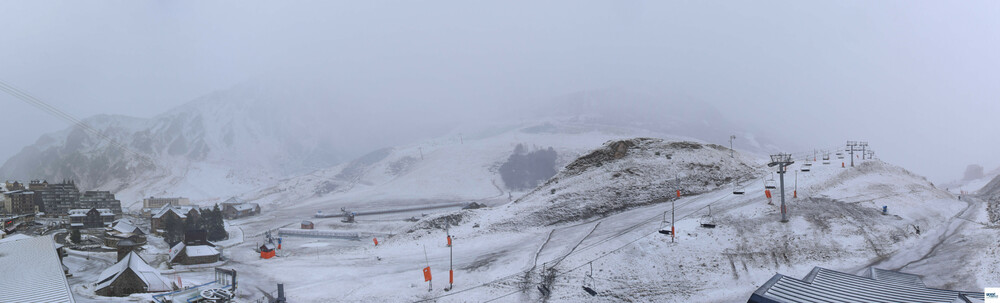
left=59, top=133, right=997, bottom=302
left=189, top=138, right=994, bottom=302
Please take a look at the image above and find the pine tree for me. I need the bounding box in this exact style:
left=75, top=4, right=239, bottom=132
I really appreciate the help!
left=163, top=215, right=183, bottom=245
left=208, top=204, right=227, bottom=241
left=185, top=211, right=201, bottom=233
left=70, top=228, right=81, bottom=244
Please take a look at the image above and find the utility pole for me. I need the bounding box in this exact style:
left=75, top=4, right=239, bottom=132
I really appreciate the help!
left=729, top=135, right=736, bottom=158
left=768, top=153, right=794, bottom=222
left=846, top=141, right=859, bottom=167
left=419, top=147, right=424, bottom=160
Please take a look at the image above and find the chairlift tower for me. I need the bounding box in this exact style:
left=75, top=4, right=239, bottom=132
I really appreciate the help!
left=846, top=141, right=859, bottom=167
left=768, top=153, right=794, bottom=223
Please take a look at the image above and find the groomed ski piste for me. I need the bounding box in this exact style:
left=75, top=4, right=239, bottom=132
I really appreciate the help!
left=208, top=137, right=996, bottom=302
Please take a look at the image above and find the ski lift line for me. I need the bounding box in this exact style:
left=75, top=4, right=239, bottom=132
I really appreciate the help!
left=556, top=185, right=759, bottom=277
left=418, top=173, right=782, bottom=302
left=413, top=189, right=736, bottom=303
left=438, top=150, right=865, bottom=302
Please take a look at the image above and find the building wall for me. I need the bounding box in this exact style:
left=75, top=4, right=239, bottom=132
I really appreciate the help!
left=176, top=250, right=220, bottom=265
left=97, top=268, right=148, bottom=297
left=79, top=191, right=122, bottom=217
left=151, top=211, right=181, bottom=232
left=38, top=182, right=80, bottom=216
left=142, top=197, right=190, bottom=209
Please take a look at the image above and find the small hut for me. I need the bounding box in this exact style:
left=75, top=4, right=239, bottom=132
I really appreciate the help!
left=260, top=243, right=276, bottom=259
left=301, top=220, right=314, bottom=229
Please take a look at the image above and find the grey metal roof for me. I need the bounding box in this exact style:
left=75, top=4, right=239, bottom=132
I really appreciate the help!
left=0, top=236, right=76, bottom=303
left=749, top=267, right=984, bottom=303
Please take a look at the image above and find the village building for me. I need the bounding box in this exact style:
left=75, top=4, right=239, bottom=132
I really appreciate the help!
left=4, top=180, right=25, bottom=191
left=69, top=208, right=115, bottom=229
left=3, top=190, right=39, bottom=215
left=221, top=200, right=260, bottom=219
left=301, top=220, right=314, bottom=229
left=169, top=230, right=220, bottom=265
left=0, top=236, right=75, bottom=302
left=36, top=180, right=80, bottom=216
left=150, top=204, right=200, bottom=232
left=78, top=191, right=123, bottom=217
left=95, top=251, right=177, bottom=297
left=104, top=218, right=147, bottom=247
left=143, top=196, right=190, bottom=209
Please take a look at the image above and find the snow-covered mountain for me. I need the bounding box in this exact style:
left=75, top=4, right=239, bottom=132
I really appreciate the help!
left=241, top=120, right=691, bottom=211
left=0, top=81, right=375, bottom=207
left=1, top=84, right=781, bottom=210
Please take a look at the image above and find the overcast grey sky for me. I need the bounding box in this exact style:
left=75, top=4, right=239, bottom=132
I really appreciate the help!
left=0, top=1, right=997, bottom=183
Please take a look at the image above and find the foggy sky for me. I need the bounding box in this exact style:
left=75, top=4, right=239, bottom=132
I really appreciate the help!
left=0, top=1, right=997, bottom=183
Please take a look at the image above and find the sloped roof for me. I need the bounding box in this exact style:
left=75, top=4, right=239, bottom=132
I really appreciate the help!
left=231, top=203, right=258, bottom=211
left=0, top=236, right=76, bottom=303
left=96, top=251, right=174, bottom=293
left=111, top=219, right=143, bottom=235
left=185, top=245, right=219, bottom=257
left=152, top=205, right=196, bottom=219
left=749, top=267, right=984, bottom=303
left=222, top=197, right=242, bottom=205
left=169, top=242, right=185, bottom=261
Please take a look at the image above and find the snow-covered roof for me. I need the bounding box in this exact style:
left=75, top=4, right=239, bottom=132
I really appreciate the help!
left=186, top=245, right=219, bottom=257
left=152, top=205, right=196, bottom=219
left=111, top=219, right=143, bottom=235
left=750, top=267, right=984, bottom=303
left=0, top=233, right=34, bottom=243
left=96, top=251, right=174, bottom=293
left=170, top=242, right=219, bottom=261
left=231, top=203, right=258, bottom=211
left=68, top=208, right=114, bottom=217
left=222, top=197, right=242, bottom=205
left=0, top=236, right=76, bottom=303
left=169, top=242, right=185, bottom=261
